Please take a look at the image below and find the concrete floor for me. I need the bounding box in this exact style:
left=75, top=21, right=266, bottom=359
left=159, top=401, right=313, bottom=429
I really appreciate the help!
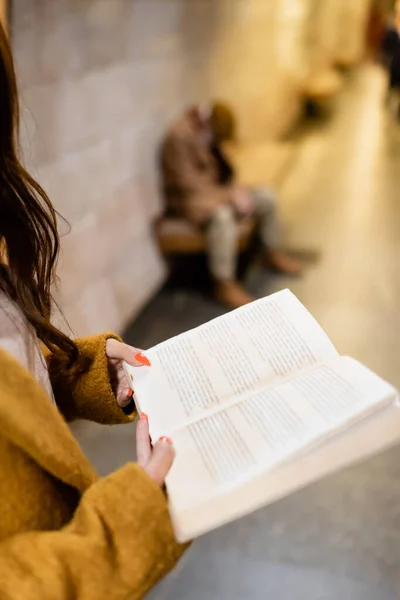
left=73, top=64, right=400, bottom=599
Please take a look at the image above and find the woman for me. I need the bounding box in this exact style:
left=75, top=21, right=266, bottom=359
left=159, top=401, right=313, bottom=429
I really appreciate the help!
left=0, top=22, right=184, bottom=599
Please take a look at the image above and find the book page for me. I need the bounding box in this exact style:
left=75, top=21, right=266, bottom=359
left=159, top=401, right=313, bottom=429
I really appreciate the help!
left=128, top=289, right=338, bottom=438
left=173, top=402, right=400, bottom=542
left=165, top=357, right=397, bottom=521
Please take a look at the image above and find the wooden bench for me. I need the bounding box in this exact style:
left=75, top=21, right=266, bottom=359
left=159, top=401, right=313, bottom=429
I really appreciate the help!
left=156, top=216, right=256, bottom=255
left=304, top=69, right=343, bottom=114
left=335, top=54, right=355, bottom=70
left=156, top=142, right=295, bottom=255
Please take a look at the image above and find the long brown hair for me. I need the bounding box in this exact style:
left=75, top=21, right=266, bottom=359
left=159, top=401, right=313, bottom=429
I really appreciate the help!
left=0, top=22, right=80, bottom=369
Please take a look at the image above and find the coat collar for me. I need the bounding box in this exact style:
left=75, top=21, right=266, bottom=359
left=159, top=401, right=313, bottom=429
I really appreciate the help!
left=0, top=348, right=97, bottom=493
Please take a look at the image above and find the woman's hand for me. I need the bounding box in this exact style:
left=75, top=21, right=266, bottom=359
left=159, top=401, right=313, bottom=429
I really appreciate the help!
left=106, top=340, right=173, bottom=485
left=136, top=413, right=175, bottom=486
left=105, top=339, right=151, bottom=408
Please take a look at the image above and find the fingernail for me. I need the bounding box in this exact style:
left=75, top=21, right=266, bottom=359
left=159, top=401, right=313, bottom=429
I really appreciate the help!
left=140, top=412, right=148, bottom=421
left=134, top=352, right=151, bottom=367
left=126, top=388, right=134, bottom=398
left=159, top=436, right=173, bottom=445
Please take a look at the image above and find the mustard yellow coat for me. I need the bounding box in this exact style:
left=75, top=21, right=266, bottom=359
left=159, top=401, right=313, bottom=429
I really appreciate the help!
left=0, top=334, right=184, bottom=599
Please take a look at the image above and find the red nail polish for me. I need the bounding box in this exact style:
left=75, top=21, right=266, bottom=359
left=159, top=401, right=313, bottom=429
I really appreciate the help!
left=140, top=412, right=148, bottom=421
left=134, top=352, right=151, bottom=367
left=126, top=388, right=134, bottom=398
left=159, top=436, right=173, bottom=445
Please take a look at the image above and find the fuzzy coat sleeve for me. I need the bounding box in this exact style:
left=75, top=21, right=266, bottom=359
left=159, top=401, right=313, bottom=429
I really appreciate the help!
left=0, top=463, right=186, bottom=600
left=46, top=333, right=135, bottom=424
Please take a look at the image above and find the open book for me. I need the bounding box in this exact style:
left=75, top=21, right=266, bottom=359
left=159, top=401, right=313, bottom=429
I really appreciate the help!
left=124, top=290, right=400, bottom=543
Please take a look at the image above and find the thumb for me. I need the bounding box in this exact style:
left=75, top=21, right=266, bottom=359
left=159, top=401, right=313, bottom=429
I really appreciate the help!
left=144, top=438, right=175, bottom=486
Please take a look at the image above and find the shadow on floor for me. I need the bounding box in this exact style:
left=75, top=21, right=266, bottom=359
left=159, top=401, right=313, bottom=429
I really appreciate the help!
left=122, top=245, right=321, bottom=350
left=123, top=261, right=284, bottom=349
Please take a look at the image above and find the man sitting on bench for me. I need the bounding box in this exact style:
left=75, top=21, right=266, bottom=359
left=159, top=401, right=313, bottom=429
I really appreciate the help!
left=161, top=103, right=302, bottom=309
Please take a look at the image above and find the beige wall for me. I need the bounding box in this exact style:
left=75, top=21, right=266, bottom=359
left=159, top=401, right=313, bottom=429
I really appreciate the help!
left=336, top=0, right=372, bottom=66
left=206, top=0, right=309, bottom=141
left=211, top=0, right=370, bottom=143
left=11, top=0, right=370, bottom=336
left=304, top=0, right=343, bottom=76
left=303, top=0, right=371, bottom=75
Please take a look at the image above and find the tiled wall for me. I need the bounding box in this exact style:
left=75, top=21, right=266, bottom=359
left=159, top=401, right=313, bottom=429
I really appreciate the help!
left=12, top=0, right=370, bottom=336
left=13, top=0, right=213, bottom=336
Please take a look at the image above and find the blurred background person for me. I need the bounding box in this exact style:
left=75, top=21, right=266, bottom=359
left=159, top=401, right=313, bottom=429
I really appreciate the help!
left=366, top=0, right=389, bottom=59
left=381, top=0, right=400, bottom=116
left=0, top=21, right=184, bottom=599
left=161, top=103, right=302, bottom=309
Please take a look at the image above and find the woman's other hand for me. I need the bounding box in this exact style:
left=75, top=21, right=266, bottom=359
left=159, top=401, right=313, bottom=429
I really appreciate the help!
left=136, top=414, right=175, bottom=486
left=105, top=339, right=151, bottom=408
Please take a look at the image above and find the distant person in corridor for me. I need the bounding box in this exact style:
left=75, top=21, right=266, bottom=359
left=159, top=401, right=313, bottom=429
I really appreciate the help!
left=381, top=1, right=400, bottom=117
left=161, top=102, right=302, bottom=309
left=0, top=21, right=184, bottom=599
